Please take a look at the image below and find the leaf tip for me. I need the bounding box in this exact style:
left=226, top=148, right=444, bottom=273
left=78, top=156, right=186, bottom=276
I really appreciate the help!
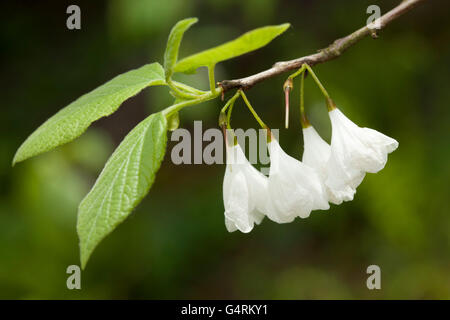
left=78, top=234, right=92, bottom=270
left=174, top=17, right=198, bottom=31
left=279, top=23, right=291, bottom=33
left=187, top=17, right=198, bottom=24
left=80, top=254, right=88, bottom=270
left=12, top=149, right=24, bottom=167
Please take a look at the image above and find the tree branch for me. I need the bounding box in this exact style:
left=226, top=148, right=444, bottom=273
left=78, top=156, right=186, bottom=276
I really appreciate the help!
left=219, top=0, right=427, bottom=92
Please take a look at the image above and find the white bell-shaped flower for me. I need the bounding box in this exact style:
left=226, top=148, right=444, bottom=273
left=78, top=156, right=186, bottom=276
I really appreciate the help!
left=301, top=125, right=353, bottom=205
left=267, top=138, right=329, bottom=223
left=325, top=107, right=398, bottom=201
left=302, top=126, right=330, bottom=178
left=223, top=142, right=268, bottom=233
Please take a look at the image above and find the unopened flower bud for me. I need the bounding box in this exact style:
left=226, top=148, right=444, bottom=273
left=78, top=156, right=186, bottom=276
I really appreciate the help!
left=283, top=78, right=293, bottom=129
left=218, top=111, right=227, bottom=128
left=283, top=78, right=293, bottom=92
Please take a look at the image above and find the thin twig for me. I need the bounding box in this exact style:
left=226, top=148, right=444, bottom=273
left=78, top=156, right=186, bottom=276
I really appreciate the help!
left=218, top=0, right=426, bottom=92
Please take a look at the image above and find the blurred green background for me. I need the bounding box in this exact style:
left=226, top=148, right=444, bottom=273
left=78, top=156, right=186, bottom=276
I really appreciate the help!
left=0, top=0, right=449, bottom=299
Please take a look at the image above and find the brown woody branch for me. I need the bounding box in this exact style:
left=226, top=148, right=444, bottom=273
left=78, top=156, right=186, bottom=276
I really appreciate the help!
left=218, top=0, right=427, bottom=92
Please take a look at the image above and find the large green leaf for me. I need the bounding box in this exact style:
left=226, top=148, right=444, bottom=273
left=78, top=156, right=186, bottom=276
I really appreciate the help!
left=173, top=23, right=290, bottom=74
left=77, top=112, right=168, bottom=268
left=164, top=17, right=198, bottom=79
left=13, top=63, right=166, bottom=165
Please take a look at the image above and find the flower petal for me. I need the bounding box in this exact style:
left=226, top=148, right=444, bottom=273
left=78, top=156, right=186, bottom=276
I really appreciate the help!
left=223, top=169, right=253, bottom=233
left=223, top=143, right=270, bottom=232
left=328, top=108, right=398, bottom=174
left=325, top=108, right=398, bottom=203
left=302, top=126, right=331, bottom=180
left=268, top=139, right=329, bottom=222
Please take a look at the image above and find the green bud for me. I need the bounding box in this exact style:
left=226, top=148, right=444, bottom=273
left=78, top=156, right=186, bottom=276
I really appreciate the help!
left=218, top=111, right=227, bottom=128
left=167, top=112, right=180, bottom=131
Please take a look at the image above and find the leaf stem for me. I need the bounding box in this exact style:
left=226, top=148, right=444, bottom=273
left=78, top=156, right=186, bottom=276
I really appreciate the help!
left=163, top=87, right=222, bottom=118
left=208, top=65, right=217, bottom=94
left=172, top=80, right=207, bottom=95
left=167, top=79, right=199, bottom=100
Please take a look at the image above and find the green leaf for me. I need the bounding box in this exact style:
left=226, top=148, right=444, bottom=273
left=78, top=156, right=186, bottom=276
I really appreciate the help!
left=163, top=17, right=198, bottom=79
left=77, top=112, right=168, bottom=268
left=173, top=23, right=290, bottom=73
left=13, top=63, right=166, bottom=165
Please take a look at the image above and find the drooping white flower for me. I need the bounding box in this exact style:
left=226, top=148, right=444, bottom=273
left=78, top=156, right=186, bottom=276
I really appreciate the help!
left=267, top=137, right=329, bottom=223
left=302, top=126, right=330, bottom=178
left=223, top=142, right=268, bottom=233
left=325, top=107, right=398, bottom=202
left=301, top=125, right=354, bottom=205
